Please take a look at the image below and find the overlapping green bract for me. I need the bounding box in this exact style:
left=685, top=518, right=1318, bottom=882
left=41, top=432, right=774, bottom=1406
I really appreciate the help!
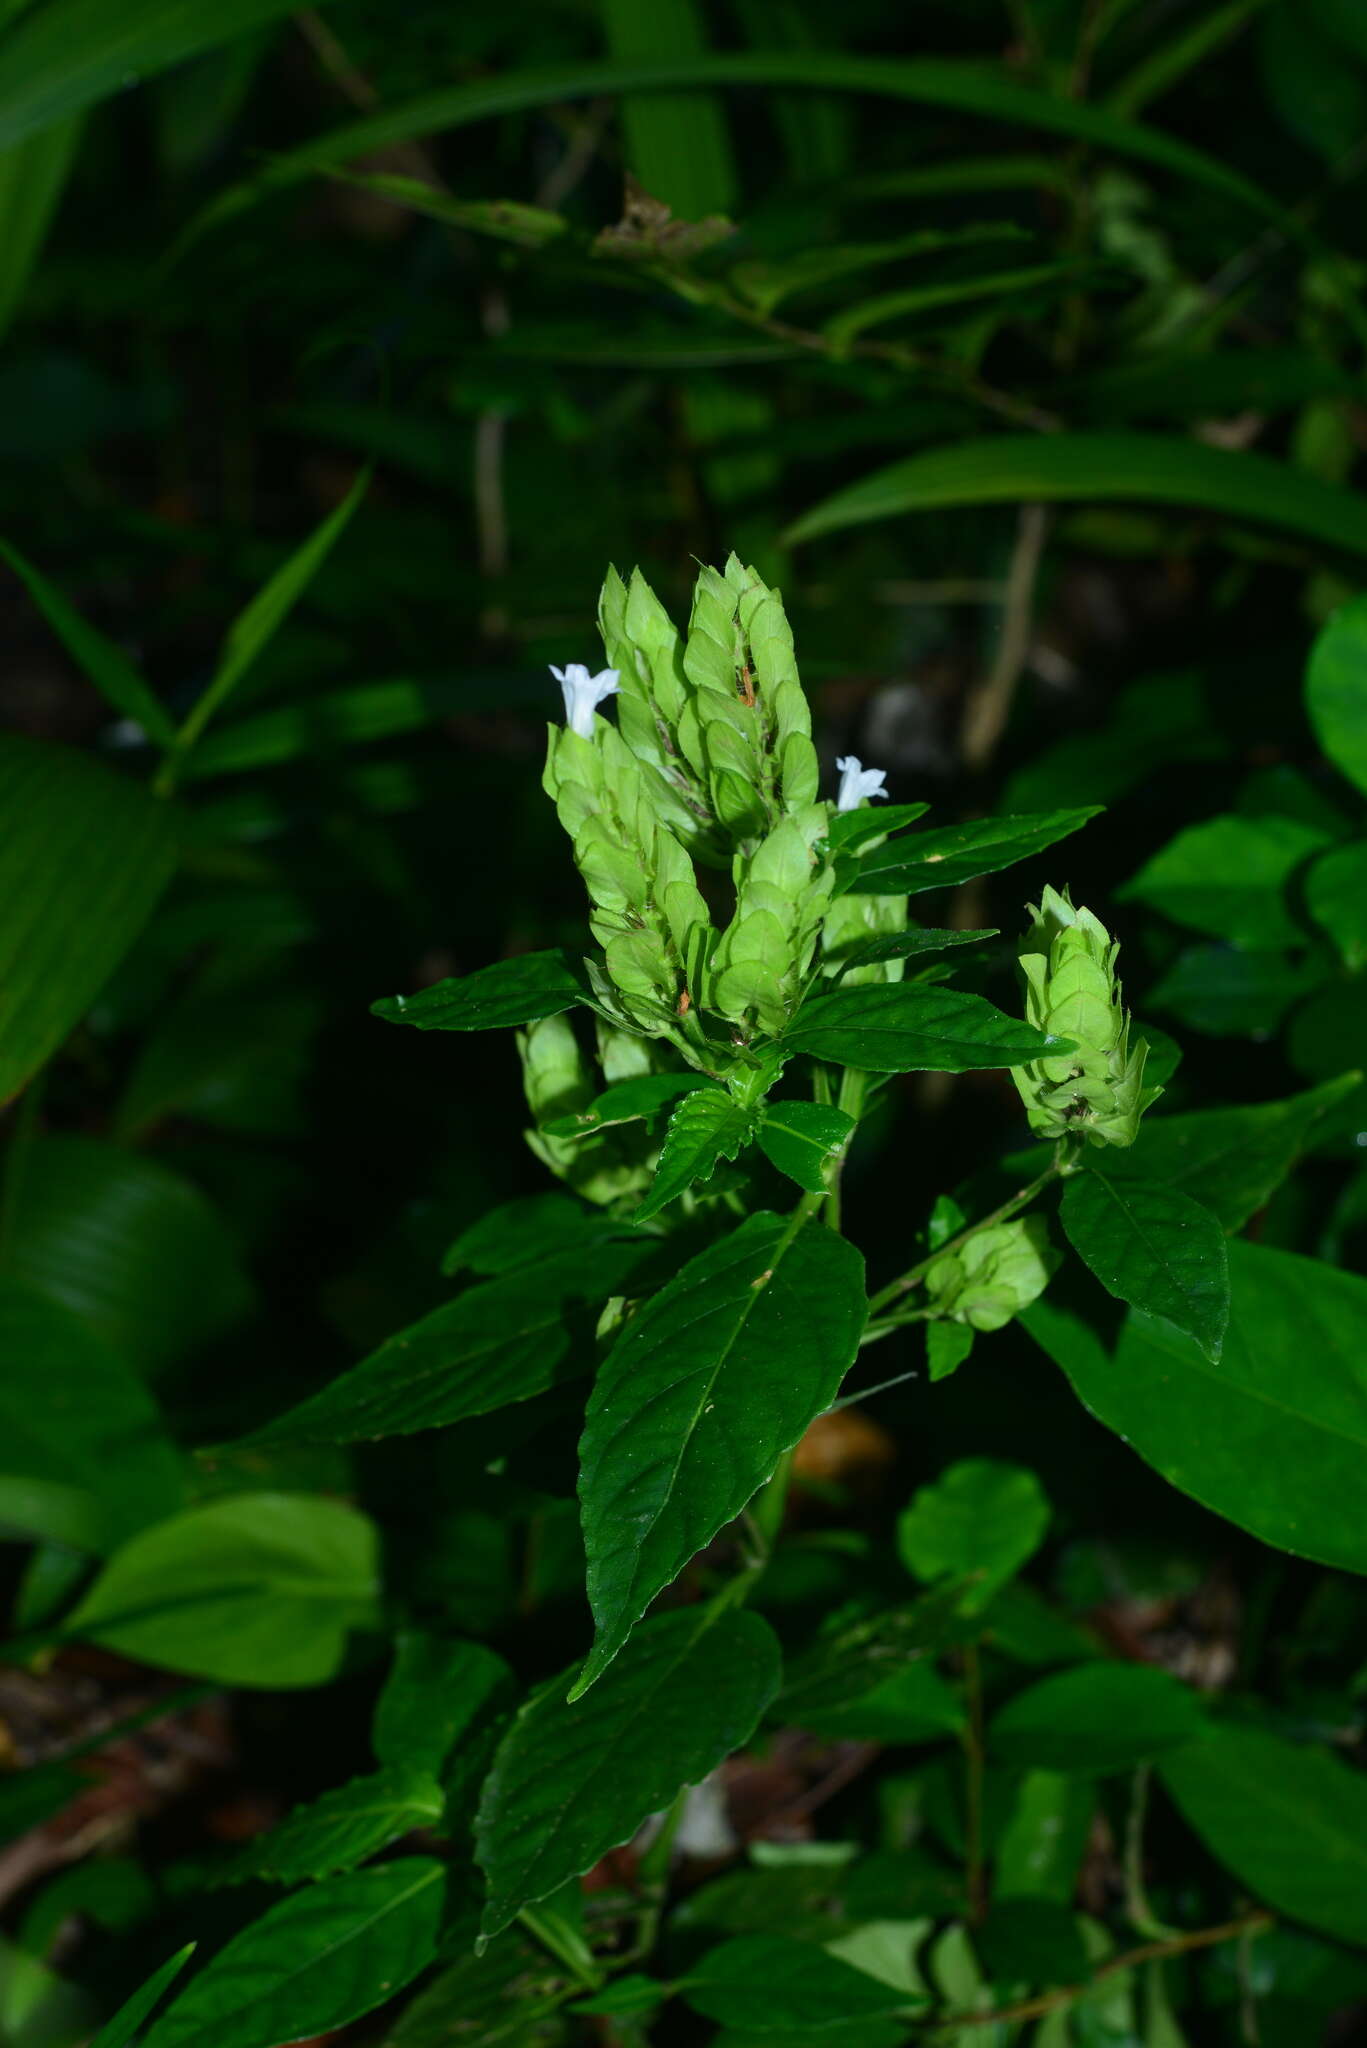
left=1011, top=885, right=1159, bottom=1148
left=923, top=1216, right=1059, bottom=1331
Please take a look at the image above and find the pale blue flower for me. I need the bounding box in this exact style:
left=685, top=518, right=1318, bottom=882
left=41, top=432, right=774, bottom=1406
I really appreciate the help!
left=552, top=662, right=620, bottom=738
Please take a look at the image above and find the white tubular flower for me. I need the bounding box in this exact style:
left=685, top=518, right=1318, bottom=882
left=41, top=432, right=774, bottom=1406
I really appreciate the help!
left=551, top=662, right=620, bottom=739
left=835, top=755, right=889, bottom=812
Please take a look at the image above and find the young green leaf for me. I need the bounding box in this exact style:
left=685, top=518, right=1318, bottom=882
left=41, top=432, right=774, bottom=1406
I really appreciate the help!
left=442, top=1193, right=641, bottom=1275
left=897, top=1458, right=1050, bottom=1612
left=541, top=1071, right=712, bottom=1137
left=141, top=1861, right=445, bottom=2048
left=475, top=1605, right=779, bottom=1939
left=1160, top=1723, right=1367, bottom=1946
left=372, top=950, right=595, bottom=1032
left=0, top=537, right=173, bottom=741
left=0, top=735, right=176, bottom=1106
left=225, top=1767, right=444, bottom=1886
left=91, top=1944, right=196, bottom=2048
left=373, top=1633, right=515, bottom=1779
left=1096, top=1076, right=1361, bottom=1231
left=784, top=982, right=1068, bottom=1073
left=635, top=1086, right=755, bottom=1219
left=682, top=1934, right=924, bottom=2031
left=1025, top=1238, right=1367, bottom=1574
left=841, top=807, right=1102, bottom=896
left=995, top=1772, right=1094, bottom=1904
left=576, top=1212, right=866, bottom=1694
left=1306, top=590, right=1367, bottom=797
left=69, top=1493, right=380, bottom=1688
left=247, top=1238, right=661, bottom=1447
left=756, top=1101, right=856, bottom=1192
left=927, top=1320, right=974, bottom=1382
left=1060, top=1170, right=1229, bottom=1362
left=990, top=1663, right=1204, bottom=1773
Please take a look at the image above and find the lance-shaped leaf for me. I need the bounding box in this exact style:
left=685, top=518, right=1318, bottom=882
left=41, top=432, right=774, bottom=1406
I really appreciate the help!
left=1024, top=1239, right=1367, bottom=1574
left=475, top=1605, right=779, bottom=1940
left=224, top=1766, right=444, bottom=1886
left=91, top=1946, right=196, bottom=2048
left=635, top=1087, right=756, bottom=1219
left=839, top=807, right=1101, bottom=896
left=246, top=1239, right=662, bottom=1447
left=826, top=925, right=999, bottom=978
left=575, top=1213, right=866, bottom=1695
left=0, top=538, right=173, bottom=742
left=541, top=1071, right=712, bottom=1137
left=372, top=950, right=595, bottom=1033
left=1060, top=1170, right=1229, bottom=1362
left=824, top=799, right=931, bottom=855
left=1306, top=590, right=1367, bottom=799
left=783, top=982, right=1068, bottom=1073
left=140, top=1860, right=444, bottom=2048
left=757, top=1102, right=856, bottom=1193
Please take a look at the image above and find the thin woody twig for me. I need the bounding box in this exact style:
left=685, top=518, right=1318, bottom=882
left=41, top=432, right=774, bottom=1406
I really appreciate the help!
left=960, top=502, right=1051, bottom=771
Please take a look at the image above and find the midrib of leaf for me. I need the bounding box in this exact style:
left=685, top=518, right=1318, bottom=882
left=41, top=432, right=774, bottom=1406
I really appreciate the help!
left=1093, top=1177, right=1213, bottom=1303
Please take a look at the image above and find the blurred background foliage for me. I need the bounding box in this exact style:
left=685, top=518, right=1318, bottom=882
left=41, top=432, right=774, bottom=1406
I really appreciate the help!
left=5, top=0, right=1367, bottom=2036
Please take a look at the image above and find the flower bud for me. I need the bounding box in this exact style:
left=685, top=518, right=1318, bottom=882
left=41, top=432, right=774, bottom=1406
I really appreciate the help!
left=923, top=1216, right=1059, bottom=1332
left=1012, top=885, right=1161, bottom=1148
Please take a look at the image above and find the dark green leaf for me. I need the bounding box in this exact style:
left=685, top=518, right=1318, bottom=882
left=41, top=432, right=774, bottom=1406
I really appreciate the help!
left=372, top=951, right=594, bottom=1033
left=927, top=1320, right=974, bottom=1382
left=381, top=1919, right=568, bottom=2046
left=757, top=1102, right=855, bottom=1193
left=4, top=1135, right=253, bottom=1373
left=827, top=926, right=999, bottom=977
left=247, top=1239, right=660, bottom=1447
left=978, top=1899, right=1091, bottom=1987
left=1117, top=813, right=1328, bottom=947
left=0, top=117, right=81, bottom=342
left=0, top=735, right=176, bottom=1104
left=575, top=1214, right=865, bottom=1694
left=1160, top=1723, right=1367, bottom=1946
left=70, top=1492, right=380, bottom=1687
left=635, top=1087, right=755, bottom=1219
left=1097, top=1078, right=1362, bottom=1231
left=990, top=1662, right=1204, bottom=1772
left=229, top=1767, right=444, bottom=1885
left=844, top=808, right=1102, bottom=897
left=784, top=983, right=1068, bottom=1074
left=0, top=537, right=172, bottom=741
left=182, top=676, right=479, bottom=779
left=91, top=1945, right=196, bottom=2048
left=897, top=1458, right=1050, bottom=1612
left=1060, top=1171, right=1229, bottom=1362
left=784, top=433, right=1367, bottom=558
left=0, top=1283, right=182, bottom=1551
left=779, top=1587, right=973, bottom=1733
left=1025, top=1239, right=1367, bottom=1574
left=541, top=1072, right=712, bottom=1138
left=373, top=1632, right=515, bottom=1779
left=600, top=0, right=736, bottom=218
left=442, top=1194, right=640, bottom=1277
left=995, top=1772, right=1094, bottom=1904
left=1148, top=942, right=1315, bottom=1037
left=475, top=1605, right=780, bottom=1939
left=1306, top=593, right=1367, bottom=796
left=823, top=800, right=931, bottom=856
left=141, top=1861, right=444, bottom=2048
left=1305, top=841, right=1367, bottom=969
left=0, top=0, right=311, bottom=148
left=682, top=1934, right=922, bottom=2031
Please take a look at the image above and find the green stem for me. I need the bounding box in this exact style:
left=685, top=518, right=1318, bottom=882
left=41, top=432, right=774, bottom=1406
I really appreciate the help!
left=517, top=1904, right=604, bottom=1992
left=824, top=1067, right=868, bottom=1232
left=867, top=1159, right=1062, bottom=1317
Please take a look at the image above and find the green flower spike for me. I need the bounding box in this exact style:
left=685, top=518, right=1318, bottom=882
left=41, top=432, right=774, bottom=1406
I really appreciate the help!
left=1012, top=885, right=1161, bottom=1148
left=923, top=1216, right=1059, bottom=1331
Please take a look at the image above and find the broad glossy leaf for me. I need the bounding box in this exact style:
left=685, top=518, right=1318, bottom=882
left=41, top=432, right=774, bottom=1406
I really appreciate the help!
left=784, top=982, right=1067, bottom=1073
left=824, top=800, right=931, bottom=856
left=784, top=433, right=1367, bottom=556
left=372, top=951, right=594, bottom=1032
left=575, top=1213, right=865, bottom=1693
left=1060, top=1171, right=1229, bottom=1362
left=373, top=1631, right=514, bottom=1790
left=442, top=1193, right=640, bottom=1276
left=682, top=1935, right=922, bottom=2031
left=1098, top=1077, right=1360, bottom=1231
left=842, top=808, right=1101, bottom=896
left=898, top=1459, right=1050, bottom=1613
left=0, top=0, right=311, bottom=148
left=0, top=735, right=176, bottom=1104
left=142, top=1860, right=444, bottom=2048
left=1148, top=942, right=1315, bottom=1037
left=91, top=1944, right=195, bottom=2048
left=1118, top=812, right=1329, bottom=947
left=541, top=1071, right=711, bottom=1138
left=249, top=1238, right=660, bottom=1447
left=995, top=1772, right=1094, bottom=1904
left=1306, top=590, right=1367, bottom=796
left=475, top=1605, right=779, bottom=1939
left=1025, top=1239, right=1367, bottom=1573
left=5, top=1136, right=253, bottom=1373
left=70, top=1492, right=380, bottom=1687
left=635, top=1087, right=755, bottom=1219
left=1305, top=841, right=1367, bottom=969
left=1160, top=1723, right=1367, bottom=1946
left=990, top=1663, right=1204, bottom=1772
left=827, top=925, right=999, bottom=978
left=230, top=1767, right=444, bottom=1885
left=0, top=537, right=172, bottom=741
left=0, top=1283, right=182, bottom=1551
left=757, top=1102, right=855, bottom=1193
